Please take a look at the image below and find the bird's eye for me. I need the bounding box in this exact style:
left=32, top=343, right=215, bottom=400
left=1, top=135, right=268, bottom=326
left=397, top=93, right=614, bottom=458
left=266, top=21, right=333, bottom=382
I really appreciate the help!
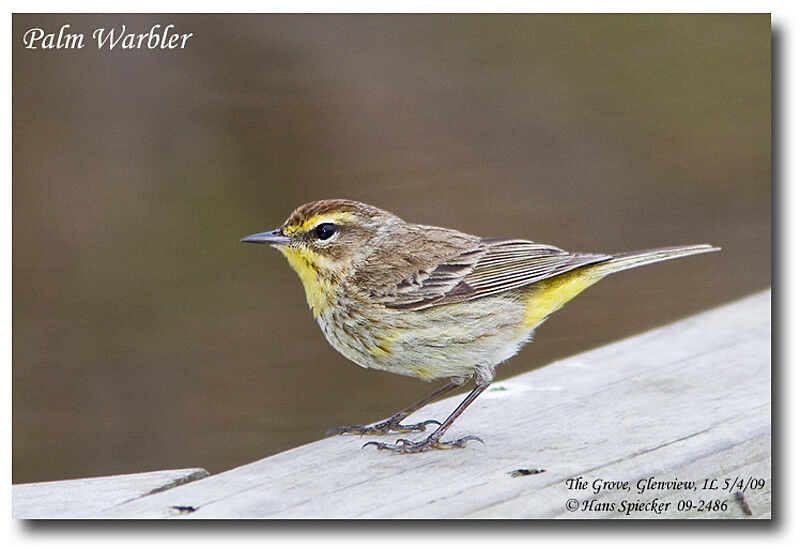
left=314, top=223, right=337, bottom=241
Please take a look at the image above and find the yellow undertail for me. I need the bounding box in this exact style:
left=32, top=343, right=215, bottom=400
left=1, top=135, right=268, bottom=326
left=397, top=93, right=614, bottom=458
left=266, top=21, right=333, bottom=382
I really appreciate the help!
left=522, top=244, right=719, bottom=329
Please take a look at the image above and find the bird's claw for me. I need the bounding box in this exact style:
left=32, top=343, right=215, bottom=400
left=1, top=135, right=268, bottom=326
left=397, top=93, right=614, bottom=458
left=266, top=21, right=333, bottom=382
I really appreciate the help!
left=326, top=418, right=440, bottom=437
left=395, top=419, right=441, bottom=433
left=362, top=435, right=484, bottom=453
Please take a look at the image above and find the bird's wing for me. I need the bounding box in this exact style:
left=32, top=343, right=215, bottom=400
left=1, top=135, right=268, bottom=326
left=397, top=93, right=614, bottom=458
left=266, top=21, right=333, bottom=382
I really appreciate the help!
left=383, top=238, right=611, bottom=310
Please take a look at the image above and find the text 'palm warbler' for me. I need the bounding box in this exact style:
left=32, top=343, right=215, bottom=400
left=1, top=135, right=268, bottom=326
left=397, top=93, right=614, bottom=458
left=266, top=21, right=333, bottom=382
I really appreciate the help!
left=242, top=199, right=718, bottom=454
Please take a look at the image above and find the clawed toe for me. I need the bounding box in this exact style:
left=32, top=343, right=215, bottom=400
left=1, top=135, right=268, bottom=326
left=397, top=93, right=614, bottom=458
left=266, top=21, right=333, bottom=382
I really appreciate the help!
left=362, top=435, right=484, bottom=453
left=399, top=419, right=441, bottom=433
left=444, top=435, right=484, bottom=448
left=325, top=425, right=368, bottom=437
left=326, top=418, right=440, bottom=437
left=362, top=440, right=384, bottom=450
left=325, top=423, right=391, bottom=437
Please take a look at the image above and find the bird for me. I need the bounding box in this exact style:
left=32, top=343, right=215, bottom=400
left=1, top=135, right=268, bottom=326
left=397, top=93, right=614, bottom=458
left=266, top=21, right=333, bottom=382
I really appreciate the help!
left=241, top=199, right=719, bottom=453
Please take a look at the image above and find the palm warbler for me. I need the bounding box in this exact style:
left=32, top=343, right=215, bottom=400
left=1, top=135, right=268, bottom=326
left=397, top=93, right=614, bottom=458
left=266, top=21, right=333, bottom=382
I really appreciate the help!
left=242, top=199, right=718, bottom=453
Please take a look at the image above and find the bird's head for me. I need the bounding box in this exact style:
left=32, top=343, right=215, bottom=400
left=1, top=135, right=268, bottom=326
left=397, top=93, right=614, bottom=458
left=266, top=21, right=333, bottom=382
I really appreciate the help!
left=241, top=199, right=399, bottom=315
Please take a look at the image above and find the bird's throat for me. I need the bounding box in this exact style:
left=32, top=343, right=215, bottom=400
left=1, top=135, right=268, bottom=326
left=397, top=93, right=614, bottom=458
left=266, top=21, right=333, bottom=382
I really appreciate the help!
left=278, top=247, right=336, bottom=317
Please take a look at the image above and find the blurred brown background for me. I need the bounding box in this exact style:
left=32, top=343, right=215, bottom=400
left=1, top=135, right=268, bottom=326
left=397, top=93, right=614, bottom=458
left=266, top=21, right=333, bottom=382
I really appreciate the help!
left=12, top=14, right=770, bottom=483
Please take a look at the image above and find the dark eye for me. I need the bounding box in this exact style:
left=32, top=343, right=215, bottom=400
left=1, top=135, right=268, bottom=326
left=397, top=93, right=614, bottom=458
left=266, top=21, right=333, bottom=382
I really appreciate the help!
left=314, top=223, right=337, bottom=240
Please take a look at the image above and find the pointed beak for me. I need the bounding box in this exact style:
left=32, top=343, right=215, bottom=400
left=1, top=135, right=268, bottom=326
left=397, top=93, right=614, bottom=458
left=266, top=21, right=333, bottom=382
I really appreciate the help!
left=240, top=229, right=291, bottom=245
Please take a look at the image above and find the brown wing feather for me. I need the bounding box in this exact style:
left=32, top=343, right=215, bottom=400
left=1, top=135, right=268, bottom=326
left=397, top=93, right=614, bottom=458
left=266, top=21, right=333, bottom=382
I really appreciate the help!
left=384, top=238, right=611, bottom=310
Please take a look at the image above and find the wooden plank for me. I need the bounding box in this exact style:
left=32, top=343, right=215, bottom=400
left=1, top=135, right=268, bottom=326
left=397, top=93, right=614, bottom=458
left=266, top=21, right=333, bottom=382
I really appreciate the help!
left=467, top=414, right=770, bottom=519
left=12, top=468, right=209, bottom=519
left=57, top=290, right=774, bottom=518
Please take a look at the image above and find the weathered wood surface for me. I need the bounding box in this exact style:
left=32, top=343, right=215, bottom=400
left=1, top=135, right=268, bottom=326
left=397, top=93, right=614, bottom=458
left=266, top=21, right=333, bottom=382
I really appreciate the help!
left=14, top=290, right=770, bottom=519
left=12, top=468, right=209, bottom=519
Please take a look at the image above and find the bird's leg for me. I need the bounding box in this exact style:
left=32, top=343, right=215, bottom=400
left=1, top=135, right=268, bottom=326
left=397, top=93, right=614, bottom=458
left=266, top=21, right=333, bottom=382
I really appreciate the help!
left=364, top=365, right=493, bottom=453
left=325, top=377, right=464, bottom=437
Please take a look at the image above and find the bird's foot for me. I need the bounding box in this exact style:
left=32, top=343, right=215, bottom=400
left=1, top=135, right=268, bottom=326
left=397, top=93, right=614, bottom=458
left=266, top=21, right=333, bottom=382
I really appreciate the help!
left=363, top=435, right=484, bottom=454
left=325, top=418, right=440, bottom=437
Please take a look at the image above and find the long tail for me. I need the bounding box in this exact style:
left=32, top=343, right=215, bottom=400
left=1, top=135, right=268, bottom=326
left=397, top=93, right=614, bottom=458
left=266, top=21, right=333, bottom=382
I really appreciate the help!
left=583, top=244, right=720, bottom=278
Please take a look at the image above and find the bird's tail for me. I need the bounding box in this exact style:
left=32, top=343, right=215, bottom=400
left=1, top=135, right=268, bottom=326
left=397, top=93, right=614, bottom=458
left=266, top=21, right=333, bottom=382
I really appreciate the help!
left=583, top=244, right=720, bottom=278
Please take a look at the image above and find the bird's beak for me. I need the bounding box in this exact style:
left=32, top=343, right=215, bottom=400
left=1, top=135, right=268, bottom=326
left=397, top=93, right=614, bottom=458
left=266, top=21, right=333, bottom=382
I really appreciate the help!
left=240, top=229, right=291, bottom=246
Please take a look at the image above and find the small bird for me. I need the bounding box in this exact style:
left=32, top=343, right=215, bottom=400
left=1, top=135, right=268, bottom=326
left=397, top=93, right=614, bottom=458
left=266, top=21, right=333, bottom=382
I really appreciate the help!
left=241, top=199, right=719, bottom=453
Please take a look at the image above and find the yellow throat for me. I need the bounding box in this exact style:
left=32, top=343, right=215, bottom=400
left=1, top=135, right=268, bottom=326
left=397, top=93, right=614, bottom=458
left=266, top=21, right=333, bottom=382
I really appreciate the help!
left=278, top=247, right=335, bottom=317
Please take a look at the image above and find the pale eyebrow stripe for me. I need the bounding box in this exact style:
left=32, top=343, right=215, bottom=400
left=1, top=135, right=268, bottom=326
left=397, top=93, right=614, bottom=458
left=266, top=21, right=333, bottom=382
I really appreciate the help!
left=284, top=211, right=359, bottom=235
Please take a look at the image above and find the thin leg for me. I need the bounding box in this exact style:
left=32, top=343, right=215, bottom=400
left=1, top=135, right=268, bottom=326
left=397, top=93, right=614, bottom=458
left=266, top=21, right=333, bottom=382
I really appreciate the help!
left=364, top=376, right=491, bottom=453
left=325, top=378, right=463, bottom=437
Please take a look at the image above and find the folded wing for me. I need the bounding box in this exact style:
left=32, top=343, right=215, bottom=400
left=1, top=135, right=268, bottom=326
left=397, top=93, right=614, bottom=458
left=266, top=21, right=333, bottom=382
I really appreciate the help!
left=384, top=238, right=610, bottom=310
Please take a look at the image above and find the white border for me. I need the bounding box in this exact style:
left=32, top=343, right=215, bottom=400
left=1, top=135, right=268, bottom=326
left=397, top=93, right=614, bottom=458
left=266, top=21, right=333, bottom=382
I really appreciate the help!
left=4, top=3, right=795, bottom=543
